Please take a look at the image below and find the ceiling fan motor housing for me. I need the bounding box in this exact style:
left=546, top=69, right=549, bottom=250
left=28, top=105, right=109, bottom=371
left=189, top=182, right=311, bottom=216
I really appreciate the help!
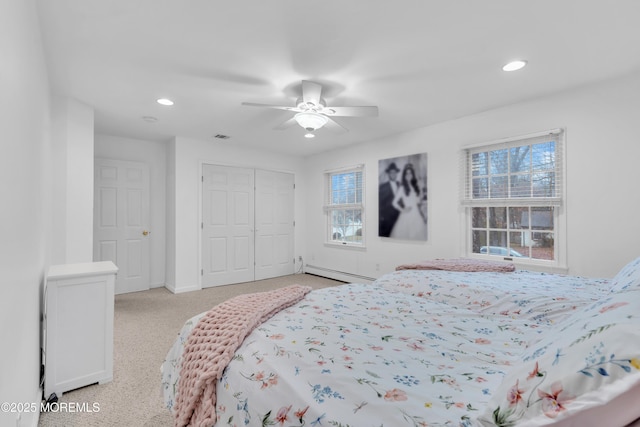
left=241, top=80, right=378, bottom=134
left=296, top=97, right=327, bottom=113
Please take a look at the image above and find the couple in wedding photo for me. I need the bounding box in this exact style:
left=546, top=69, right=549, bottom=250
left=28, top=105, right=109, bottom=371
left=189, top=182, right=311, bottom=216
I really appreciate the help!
left=378, top=153, right=428, bottom=241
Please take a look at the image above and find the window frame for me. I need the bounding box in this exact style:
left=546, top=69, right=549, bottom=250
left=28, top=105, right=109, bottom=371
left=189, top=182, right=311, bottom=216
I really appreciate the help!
left=461, top=129, right=567, bottom=270
left=324, top=165, right=366, bottom=248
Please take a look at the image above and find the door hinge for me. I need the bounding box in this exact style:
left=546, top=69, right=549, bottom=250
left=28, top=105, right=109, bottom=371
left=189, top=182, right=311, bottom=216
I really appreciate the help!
left=293, top=183, right=296, bottom=189
left=293, top=220, right=295, bottom=227
left=201, top=222, right=204, bottom=229
left=201, top=175, right=204, bottom=182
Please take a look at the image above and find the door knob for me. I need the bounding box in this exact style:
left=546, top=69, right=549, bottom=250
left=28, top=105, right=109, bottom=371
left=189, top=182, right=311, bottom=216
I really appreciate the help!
left=142, top=230, right=150, bottom=236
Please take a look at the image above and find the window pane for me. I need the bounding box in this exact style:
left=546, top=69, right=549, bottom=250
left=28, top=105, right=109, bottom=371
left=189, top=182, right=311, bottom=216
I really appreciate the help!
left=532, top=233, right=554, bottom=260
left=489, top=230, right=507, bottom=247
left=472, top=152, right=488, bottom=176
left=346, top=225, right=362, bottom=243
left=530, top=207, right=554, bottom=230
left=490, top=149, right=509, bottom=174
left=532, top=172, right=555, bottom=197
left=510, top=174, right=531, bottom=197
left=510, top=145, right=530, bottom=173
left=330, top=208, right=364, bottom=242
left=347, top=209, right=362, bottom=233
left=332, top=209, right=343, bottom=224
left=472, top=230, right=487, bottom=254
left=472, top=207, right=487, bottom=228
left=508, top=207, right=528, bottom=229
left=331, top=210, right=344, bottom=241
left=331, top=172, right=362, bottom=205
left=509, top=231, right=529, bottom=257
left=343, top=173, right=353, bottom=203
left=472, top=178, right=489, bottom=198
left=489, top=207, right=507, bottom=228
left=331, top=174, right=341, bottom=204
left=490, top=176, right=508, bottom=198
left=532, top=141, right=555, bottom=171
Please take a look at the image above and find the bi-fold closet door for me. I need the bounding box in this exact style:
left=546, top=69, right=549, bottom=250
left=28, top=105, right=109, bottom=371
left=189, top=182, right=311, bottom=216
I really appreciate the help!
left=201, top=164, right=295, bottom=288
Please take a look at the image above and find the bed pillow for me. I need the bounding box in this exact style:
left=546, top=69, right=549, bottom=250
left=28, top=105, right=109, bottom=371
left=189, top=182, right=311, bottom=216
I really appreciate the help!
left=609, top=256, right=640, bottom=293
left=477, top=290, right=640, bottom=427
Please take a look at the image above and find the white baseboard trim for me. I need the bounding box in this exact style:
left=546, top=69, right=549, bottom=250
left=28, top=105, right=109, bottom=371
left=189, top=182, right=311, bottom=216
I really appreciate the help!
left=304, top=265, right=375, bottom=284
left=164, top=283, right=200, bottom=294
left=18, top=387, right=41, bottom=427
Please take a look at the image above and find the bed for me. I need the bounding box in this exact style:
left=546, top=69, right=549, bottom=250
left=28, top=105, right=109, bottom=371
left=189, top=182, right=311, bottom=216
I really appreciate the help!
left=162, top=257, right=640, bottom=427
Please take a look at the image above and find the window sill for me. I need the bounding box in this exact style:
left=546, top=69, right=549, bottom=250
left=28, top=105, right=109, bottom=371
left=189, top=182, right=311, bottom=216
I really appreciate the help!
left=466, top=253, right=568, bottom=274
left=324, top=241, right=367, bottom=251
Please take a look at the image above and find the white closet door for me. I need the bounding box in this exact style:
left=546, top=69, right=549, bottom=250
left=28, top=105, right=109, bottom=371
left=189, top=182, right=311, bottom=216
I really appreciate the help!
left=94, top=159, right=150, bottom=294
left=202, top=164, right=255, bottom=287
left=255, top=170, right=295, bottom=281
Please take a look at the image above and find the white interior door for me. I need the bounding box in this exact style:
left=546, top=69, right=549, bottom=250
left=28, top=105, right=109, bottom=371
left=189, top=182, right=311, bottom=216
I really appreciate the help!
left=94, top=159, right=150, bottom=294
left=202, top=164, right=255, bottom=287
left=255, top=170, right=295, bottom=280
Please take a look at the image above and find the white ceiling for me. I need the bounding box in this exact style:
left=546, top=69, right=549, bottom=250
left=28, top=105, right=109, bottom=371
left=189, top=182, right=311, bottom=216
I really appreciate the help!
left=36, top=0, right=640, bottom=157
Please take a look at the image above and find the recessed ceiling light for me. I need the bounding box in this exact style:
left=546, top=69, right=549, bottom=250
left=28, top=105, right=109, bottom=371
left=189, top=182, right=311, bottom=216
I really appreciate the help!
left=156, top=98, right=174, bottom=106
left=304, top=133, right=315, bottom=139
left=502, top=60, right=527, bottom=72
left=142, top=116, right=158, bottom=123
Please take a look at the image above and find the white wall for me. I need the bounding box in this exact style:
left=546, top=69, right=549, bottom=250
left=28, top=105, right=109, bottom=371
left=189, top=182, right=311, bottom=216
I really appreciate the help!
left=51, top=96, right=95, bottom=264
left=0, top=1, right=51, bottom=426
left=166, top=136, right=305, bottom=293
left=303, top=72, right=640, bottom=279
left=95, top=134, right=167, bottom=288
left=166, top=139, right=177, bottom=291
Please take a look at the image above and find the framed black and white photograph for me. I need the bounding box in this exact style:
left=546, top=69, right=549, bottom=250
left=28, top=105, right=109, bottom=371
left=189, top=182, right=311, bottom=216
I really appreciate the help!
left=378, top=153, right=428, bottom=240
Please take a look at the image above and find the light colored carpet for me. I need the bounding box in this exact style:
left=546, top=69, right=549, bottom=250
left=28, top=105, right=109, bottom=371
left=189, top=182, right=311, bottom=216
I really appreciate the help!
left=38, top=273, right=342, bottom=427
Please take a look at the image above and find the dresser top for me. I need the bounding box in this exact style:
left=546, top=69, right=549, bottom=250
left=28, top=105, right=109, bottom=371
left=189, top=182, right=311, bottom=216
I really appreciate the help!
left=47, top=261, right=118, bottom=280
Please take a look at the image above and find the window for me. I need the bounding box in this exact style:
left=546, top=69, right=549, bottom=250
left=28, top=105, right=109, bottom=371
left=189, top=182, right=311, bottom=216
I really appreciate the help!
left=462, top=130, right=564, bottom=264
left=325, top=166, right=364, bottom=246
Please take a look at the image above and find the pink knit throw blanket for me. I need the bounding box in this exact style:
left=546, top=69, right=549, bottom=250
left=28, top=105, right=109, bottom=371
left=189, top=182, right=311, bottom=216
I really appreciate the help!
left=174, top=284, right=312, bottom=427
left=396, top=258, right=515, bottom=272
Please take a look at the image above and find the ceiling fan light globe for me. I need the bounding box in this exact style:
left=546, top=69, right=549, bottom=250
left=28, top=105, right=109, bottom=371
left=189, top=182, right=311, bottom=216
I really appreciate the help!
left=294, top=112, right=328, bottom=131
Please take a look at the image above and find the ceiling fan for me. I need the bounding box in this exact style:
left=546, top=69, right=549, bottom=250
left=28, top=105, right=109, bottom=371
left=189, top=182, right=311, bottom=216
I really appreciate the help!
left=242, top=80, right=378, bottom=137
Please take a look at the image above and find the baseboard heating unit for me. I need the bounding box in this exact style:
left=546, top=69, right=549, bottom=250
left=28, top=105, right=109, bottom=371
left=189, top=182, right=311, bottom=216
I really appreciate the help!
left=304, top=264, right=375, bottom=284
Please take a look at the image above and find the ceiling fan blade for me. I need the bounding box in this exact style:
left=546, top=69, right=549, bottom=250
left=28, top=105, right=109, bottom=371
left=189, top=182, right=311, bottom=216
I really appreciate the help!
left=242, top=102, right=299, bottom=112
left=274, top=116, right=298, bottom=130
left=324, top=106, right=379, bottom=117
left=301, top=80, right=322, bottom=106
left=323, top=117, right=349, bottom=134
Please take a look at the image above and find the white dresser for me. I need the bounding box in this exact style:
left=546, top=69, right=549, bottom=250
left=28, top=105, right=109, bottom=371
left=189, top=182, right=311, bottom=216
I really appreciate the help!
left=43, top=261, right=118, bottom=398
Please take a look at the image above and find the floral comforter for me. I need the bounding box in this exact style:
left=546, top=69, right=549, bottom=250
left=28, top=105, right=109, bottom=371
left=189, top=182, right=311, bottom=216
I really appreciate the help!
left=374, top=269, right=611, bottom=325
left=162, top=266, right=640, bottom=427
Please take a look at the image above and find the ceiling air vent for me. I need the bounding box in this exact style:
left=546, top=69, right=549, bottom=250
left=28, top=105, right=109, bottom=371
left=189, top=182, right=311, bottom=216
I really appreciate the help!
left=213, top=134, right=230, bottom=140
